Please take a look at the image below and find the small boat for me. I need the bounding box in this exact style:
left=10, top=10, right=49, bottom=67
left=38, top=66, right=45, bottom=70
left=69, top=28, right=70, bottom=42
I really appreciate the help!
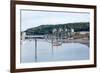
left=52, top=41, right=62, bottom=46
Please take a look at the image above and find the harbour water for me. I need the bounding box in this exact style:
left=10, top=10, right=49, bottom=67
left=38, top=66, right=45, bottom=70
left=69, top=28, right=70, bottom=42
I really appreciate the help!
left=21, top=39, right=89, bottom=63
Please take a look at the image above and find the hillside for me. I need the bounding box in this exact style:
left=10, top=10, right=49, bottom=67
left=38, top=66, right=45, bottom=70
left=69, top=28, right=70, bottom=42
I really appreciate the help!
left=24, top=22, right=89, bottom=35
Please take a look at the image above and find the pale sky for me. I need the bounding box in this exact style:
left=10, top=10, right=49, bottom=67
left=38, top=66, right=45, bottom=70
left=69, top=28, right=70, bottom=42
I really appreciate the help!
left=21, top=10, right=90, bottom=31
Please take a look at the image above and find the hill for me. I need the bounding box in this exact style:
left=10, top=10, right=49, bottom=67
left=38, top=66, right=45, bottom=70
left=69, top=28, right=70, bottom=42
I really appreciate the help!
left=24, top=22, right=89, bottom=35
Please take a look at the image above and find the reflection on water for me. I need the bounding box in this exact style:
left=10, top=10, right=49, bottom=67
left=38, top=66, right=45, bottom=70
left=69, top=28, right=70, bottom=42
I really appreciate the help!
left=21, top=39, right=89, bottom=63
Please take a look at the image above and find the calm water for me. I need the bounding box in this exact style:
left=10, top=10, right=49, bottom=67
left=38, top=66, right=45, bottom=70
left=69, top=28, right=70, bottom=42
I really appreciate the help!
left=21, top=39, right=89, bottom=63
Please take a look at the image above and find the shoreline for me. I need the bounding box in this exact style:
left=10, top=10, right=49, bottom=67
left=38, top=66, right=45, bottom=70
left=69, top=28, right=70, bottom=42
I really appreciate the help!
left=22, top=38, right=89, bottom=47
left=62, top=38, right=89, bottom=47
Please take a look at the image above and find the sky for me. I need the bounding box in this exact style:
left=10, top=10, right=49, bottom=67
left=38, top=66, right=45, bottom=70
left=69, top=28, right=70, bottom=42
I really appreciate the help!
left=21, top=10, right=90, bottom=31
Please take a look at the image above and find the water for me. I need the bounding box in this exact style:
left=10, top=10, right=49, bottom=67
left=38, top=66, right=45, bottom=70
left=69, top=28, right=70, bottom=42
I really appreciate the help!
left=21, top=39, right=89, bottom=63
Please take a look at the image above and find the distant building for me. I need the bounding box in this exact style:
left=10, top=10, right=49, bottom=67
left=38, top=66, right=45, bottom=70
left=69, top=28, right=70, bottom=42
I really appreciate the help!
left=71, top=28, right=74, bottom=32
left=79, top=31, right=89, bottom=35
left=21, top=31, right=26, bottom=41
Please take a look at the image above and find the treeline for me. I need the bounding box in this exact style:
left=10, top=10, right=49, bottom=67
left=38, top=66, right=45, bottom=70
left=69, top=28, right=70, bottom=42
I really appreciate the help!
left=24, top=22, right=89, bottom=35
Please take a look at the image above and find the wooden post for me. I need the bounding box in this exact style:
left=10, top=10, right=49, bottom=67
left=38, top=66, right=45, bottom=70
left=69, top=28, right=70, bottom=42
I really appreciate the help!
left=35, top=38, right=37, bottom=62
left=51, top=36, right=54, bottom=56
